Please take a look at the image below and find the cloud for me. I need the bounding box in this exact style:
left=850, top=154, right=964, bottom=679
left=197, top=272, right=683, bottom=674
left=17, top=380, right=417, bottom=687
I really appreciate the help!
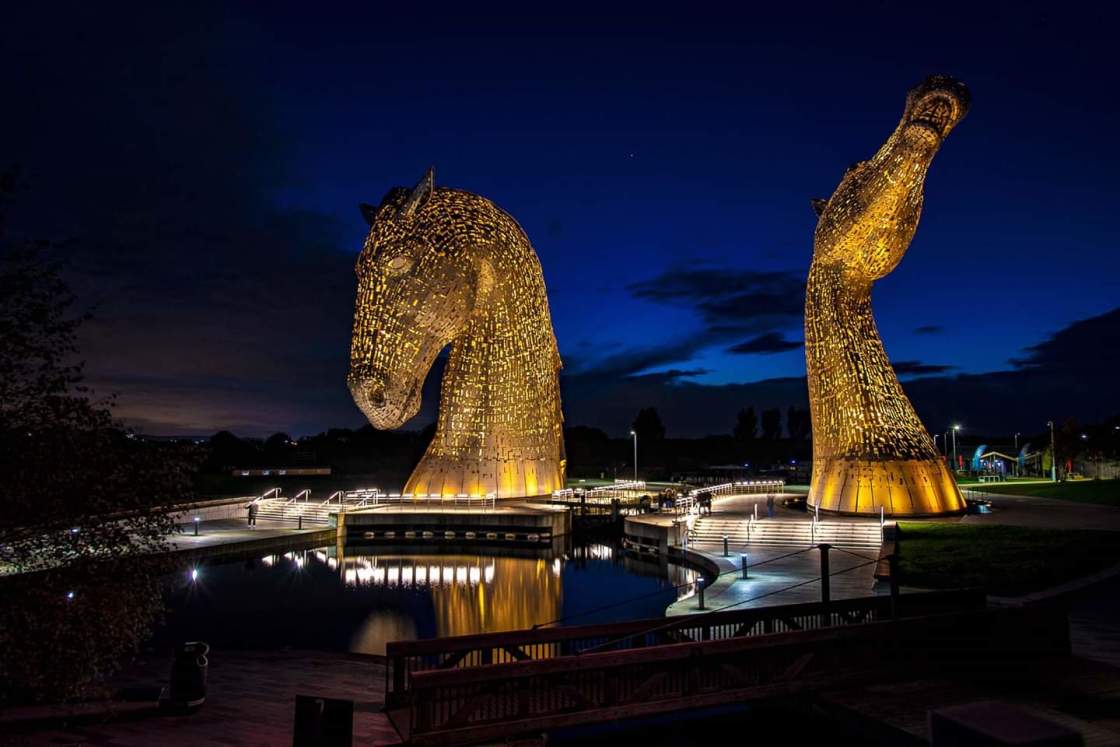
left=562, top=307, right=1120, bottom=437
left=891, top=360, right=958, bottom=377
left=3, top=6, right=373, bottom=437
left=727, top=333, right=803, bottom=355
left=914, top=325, right=944, bottom=335
left=1010, top=307, right=1120, bottom=371
left=571, top=266, right=805, bottom=378
left=628, top=268, right=803, bottom=332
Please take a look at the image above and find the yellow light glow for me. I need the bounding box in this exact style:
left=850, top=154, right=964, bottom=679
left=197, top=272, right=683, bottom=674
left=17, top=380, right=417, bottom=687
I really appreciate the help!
left=805, top=76, right=970, bottom=516
left=348, top=170, right=565, bottom=499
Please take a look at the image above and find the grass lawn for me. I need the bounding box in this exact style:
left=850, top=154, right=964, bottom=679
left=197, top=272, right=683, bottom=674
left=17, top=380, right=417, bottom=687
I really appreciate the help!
left=965, top=479, right=1120, bottom=506
left=954, top=476, right=1039, bottom=486
left=896, top=522, right=1120, bottom=596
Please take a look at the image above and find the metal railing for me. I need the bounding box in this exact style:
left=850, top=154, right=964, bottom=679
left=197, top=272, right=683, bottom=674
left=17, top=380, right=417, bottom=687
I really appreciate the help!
left=678, top=479, right=785, bottom=513
left=552, top=480, right=648, bottom=505
left=384, top=588, right=983, bottom=703
left=250, top=487, right=281, bottom=504
left=399, top=602, right=1063, bottom=746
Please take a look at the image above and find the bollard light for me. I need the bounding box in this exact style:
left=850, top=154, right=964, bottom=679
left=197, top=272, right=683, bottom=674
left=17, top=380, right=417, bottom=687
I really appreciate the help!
left=66, top=591, right=75, bottom=601
left=722, top=534, right=729, bottom=557
left=740, top=552, right=749, bottom=579
left=696, top=578, right=706, bottom=610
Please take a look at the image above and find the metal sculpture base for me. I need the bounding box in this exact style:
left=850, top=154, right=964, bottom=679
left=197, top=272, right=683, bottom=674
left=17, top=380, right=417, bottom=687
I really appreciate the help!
left=809, top=457, right=963, bottom=516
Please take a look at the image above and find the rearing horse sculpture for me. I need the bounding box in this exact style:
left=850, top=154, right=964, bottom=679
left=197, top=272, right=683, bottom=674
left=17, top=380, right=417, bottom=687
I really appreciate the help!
left=805, top=75, right=969, bottom=516
left=348, top=170, right=566, bottom=499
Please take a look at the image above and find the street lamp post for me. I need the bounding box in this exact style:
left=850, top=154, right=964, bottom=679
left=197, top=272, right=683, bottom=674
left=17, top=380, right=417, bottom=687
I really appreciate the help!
left=951, top=425, right=960, bottom=473
left=1014, top=432, right=1021, bottom=476
left=629, top=430, right=638, bottom=482
left=1047, top=420, right=1057, bottom=482
left=933, top=433, right=940, bottom=453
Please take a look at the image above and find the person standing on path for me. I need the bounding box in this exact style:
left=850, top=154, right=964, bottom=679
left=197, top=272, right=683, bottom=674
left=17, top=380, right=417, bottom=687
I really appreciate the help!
left=247, top=501, right=258, bottom=528
left=766, top=493, right=775, bottom=518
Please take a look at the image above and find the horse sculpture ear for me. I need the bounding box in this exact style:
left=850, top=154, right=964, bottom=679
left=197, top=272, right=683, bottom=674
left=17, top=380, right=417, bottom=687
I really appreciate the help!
left=811, top=198, right=829, bottom=217
left=359, top=203, right=379, bottom=226
left=474, top=258, right=495, bottom=312
left=400, top=167, right=435, bottom=219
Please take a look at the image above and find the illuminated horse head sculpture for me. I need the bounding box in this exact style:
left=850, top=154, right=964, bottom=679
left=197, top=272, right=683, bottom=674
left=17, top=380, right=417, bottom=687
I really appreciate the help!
left=805, top=75, right=970, bottom=516
left=348, top=169, right=565, bottom=499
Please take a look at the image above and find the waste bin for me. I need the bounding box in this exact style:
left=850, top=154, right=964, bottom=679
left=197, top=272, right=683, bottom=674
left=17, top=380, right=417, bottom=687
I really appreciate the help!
left=161, top=641, right=209, bottom=713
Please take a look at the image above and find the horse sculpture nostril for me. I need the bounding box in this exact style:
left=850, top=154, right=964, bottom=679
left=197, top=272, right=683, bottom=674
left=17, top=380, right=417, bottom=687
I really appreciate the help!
left=365, top=386, right=386, bottom=408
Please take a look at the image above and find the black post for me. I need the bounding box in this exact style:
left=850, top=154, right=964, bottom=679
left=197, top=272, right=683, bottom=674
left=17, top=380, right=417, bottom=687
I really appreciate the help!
left=298, top=514, right=303, bottom=530
left=722, top=535, right=729, bottom=557
left=888, top=552, right=900, bottom=618
left=819, top=543, right=831, bottom=627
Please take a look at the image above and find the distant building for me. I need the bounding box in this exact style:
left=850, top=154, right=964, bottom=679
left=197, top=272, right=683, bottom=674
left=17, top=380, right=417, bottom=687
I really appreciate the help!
left=231, top=467, right=331, bottom=477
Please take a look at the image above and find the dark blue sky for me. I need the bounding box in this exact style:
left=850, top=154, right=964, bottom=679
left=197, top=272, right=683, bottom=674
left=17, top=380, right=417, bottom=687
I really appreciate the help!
left=4, top=2, right=1118, bottom=436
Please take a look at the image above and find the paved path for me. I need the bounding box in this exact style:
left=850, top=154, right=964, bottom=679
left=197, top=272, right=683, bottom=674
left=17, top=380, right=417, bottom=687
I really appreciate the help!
left=165, top=519, right=334, bottom=560
left=958, top=491, right=1120, bottom=531
left=668, top=544, right=883, bottom=616
left=667, top=494, right=882, bottom=616
left=4, top=649, right=398, bottom=746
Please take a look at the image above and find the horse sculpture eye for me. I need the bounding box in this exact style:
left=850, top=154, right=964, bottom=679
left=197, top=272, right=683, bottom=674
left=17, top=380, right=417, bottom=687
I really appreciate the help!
left=386, top=255, right=414, bottom=275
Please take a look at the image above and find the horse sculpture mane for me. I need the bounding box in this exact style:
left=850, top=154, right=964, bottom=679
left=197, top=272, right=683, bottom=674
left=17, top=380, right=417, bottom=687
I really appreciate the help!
left=805, top=76, right=970, bottom=516
left=348, top=170, right=565, bottom=499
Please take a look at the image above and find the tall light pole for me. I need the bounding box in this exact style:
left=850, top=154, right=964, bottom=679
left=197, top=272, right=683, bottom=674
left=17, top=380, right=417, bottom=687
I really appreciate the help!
left=951, top=424, right=960, bottom=473
left=629, top=430, right=638, bottom=482
left=1014, top=432, right=1021, bottom=476
left=1047, top=420, right=1057, bottom=482
left=933, top=433, right=941, bottom=453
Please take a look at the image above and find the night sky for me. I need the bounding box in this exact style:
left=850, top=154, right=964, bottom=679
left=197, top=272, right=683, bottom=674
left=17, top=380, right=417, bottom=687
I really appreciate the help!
left=4, top=3, right=1118, bottom=438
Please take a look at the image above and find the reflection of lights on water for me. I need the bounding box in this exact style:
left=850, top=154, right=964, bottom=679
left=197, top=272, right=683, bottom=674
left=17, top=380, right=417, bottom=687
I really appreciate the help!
left=314, top=551, right=328, bottom=563
left=552, top=558, right=561, bottom=576
left=572, top=543, right=614, bottom=561
left=261, top=555, right=275, bottom=566
left=337, top=558, right=499, bottom=589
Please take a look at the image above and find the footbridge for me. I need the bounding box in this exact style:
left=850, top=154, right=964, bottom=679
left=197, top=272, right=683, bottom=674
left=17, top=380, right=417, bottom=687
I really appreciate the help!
left=382, top=589, right=1069, bottom=746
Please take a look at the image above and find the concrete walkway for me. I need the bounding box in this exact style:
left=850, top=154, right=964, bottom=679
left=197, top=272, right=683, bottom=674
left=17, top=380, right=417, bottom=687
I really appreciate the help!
left=668, top=544, right=883, bottom=616
left=3, top=649, right=399, bottom=746
left=667, top=493, right=882, bottom=616
left=959, top=491, right=1120, bottom=531
left=165, top=518, right=334, bottom=560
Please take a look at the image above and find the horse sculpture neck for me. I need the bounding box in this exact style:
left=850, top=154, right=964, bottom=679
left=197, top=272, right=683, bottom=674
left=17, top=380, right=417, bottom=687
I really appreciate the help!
left=805, top=263, right=934, bottom=459
left=404, top=219, right=566, bottom=500
left=803, top=76, right=970, bottom=517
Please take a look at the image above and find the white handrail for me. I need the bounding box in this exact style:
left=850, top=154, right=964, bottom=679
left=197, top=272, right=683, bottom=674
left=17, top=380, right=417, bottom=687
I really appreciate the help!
left=252, top=487, right=281, bottom=504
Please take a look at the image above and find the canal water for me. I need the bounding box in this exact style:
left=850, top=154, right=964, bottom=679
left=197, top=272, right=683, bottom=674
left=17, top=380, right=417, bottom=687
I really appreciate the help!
left=155, top=541, right=698, bottom=655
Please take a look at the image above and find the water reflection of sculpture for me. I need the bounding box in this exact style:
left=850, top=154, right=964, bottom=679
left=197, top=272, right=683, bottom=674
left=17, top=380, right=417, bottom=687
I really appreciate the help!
left=805, top=76, right=969, bottom=516
left=340, top=554, right=562, bottom=639
left=348, top=170, right=565, bottom=498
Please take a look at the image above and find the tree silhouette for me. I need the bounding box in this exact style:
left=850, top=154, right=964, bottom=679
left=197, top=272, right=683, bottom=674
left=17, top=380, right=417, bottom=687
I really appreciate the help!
left=787, top=406, right=812, bottom=440
left=632, top=407, right=666, bottom=441
left=760, top=408, right=782, bottom=439
left=0, top=175, right=197, bottom=703
left=733, top=407, right=758, bottom=441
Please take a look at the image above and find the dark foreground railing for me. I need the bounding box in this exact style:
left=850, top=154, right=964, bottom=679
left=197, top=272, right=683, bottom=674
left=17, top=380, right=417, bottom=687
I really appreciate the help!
left=396, top=602, right=1068, bottom=746
left=385, top=589, right=985, bottom=705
